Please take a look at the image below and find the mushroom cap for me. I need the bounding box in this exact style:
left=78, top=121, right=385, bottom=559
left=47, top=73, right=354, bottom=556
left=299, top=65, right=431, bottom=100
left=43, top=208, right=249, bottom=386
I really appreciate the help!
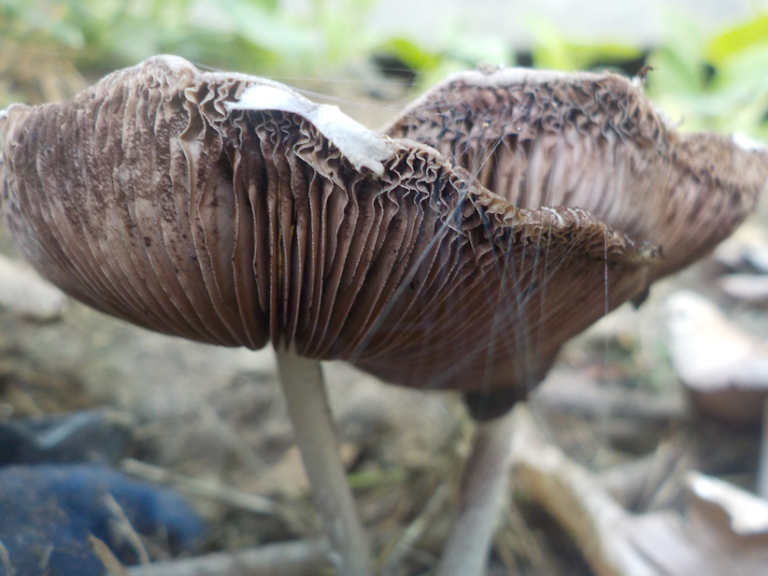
left=1, top=57, right=765, bottom=397
left=385, top=68, right=768, bottom=284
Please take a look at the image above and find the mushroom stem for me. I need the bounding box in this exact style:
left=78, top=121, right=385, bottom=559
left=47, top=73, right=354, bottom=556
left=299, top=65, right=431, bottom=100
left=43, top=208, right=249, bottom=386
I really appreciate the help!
left=274, top=348, right=371, bottom=576
left=757, top=398, right=768, bottom=499
left=436, top=408, right=517, bottom=576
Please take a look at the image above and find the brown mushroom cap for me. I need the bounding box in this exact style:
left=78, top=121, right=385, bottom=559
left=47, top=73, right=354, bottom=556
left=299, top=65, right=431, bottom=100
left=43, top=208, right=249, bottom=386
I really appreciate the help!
left=0, top=57, right=764, bottom=397
left=385, top=68, right=768, bottom=282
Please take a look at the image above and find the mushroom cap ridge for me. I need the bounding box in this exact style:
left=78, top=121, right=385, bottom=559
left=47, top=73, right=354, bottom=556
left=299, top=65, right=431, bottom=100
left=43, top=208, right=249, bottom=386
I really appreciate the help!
left=0, top=56, right=759, bottom=395
left=386, top=67, right=768, bottom=284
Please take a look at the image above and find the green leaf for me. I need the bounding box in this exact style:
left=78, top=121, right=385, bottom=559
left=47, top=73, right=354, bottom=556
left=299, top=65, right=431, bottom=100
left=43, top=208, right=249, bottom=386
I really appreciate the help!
left=212, top=0, right=314, bottom=57
left=645, top=13, right=709, bottom=97
left=446, top=34, right=511, bottom=68
left=528, top=20, right=642, bottom=71
left=707, top=14, right=768, bottom=66
left=378, top=37, right=442, bottom=72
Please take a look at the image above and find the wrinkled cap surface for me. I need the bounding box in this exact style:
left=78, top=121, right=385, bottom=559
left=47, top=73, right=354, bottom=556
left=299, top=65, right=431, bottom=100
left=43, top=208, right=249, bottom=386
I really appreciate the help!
left=386, top=68, right=768, bottom=283
left=1, top=57, right=766, bottom=398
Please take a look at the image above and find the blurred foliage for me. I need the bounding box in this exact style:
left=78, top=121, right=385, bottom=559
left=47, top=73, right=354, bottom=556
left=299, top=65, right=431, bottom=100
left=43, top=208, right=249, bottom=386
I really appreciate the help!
left=378, top=30, right=510, bottom=88
left=0, top=0, right=516, bottom=105
left=0, top=0, right=390, bottom=105
left=644, top=12, right=768, bottom=141
left=525, top=11, right=768, bottom=142
left=528, top=20, right=645, bottom=73
left=385, top=10, right=768, bottom=142
left=1, top=0, right=768, bottom=143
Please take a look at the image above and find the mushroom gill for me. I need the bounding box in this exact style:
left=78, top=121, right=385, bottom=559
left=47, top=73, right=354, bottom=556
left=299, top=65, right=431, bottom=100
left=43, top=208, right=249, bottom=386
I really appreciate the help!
left=385, top=68, right=766, bottom=283
left=1, top=56, right=767, bottom=576
left=2, top=58, right=665, bottom=399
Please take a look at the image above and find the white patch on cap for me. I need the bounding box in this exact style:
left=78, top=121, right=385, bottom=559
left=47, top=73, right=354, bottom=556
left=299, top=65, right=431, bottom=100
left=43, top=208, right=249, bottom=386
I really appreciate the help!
left=732, top=133, right=766, bottom=152
left=652, top=106, right=682, bottom=130
left=227, top=84, right=394, bottom=175
left=447, top=67, right=593, bottom=87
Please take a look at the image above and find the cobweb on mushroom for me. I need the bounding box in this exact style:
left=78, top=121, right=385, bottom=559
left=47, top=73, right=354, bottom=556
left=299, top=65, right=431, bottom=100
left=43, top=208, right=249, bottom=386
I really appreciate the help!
left=345, top=69, right=652, bottom=406
left=331, top=66, right=761, bottom=412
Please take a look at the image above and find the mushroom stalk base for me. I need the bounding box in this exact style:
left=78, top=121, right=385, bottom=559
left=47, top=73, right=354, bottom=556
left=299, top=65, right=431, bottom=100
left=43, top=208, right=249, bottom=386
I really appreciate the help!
left=274, top=348, right=371, bottom=576
left=436, top=408, right=517, bottom=576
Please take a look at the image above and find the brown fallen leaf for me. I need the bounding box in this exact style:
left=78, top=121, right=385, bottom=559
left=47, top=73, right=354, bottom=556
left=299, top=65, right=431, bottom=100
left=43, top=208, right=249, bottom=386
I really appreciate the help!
left=665, top=290, right=768, bottom=427
left=0, top=253, right=66, bottom=321
left=719, top=274, right=768, bottom=303
left=713, top=223, right=768, bottom=271
left=666, top=290, right=768, bottom=498
left=627, top=472, right=768, bottom=576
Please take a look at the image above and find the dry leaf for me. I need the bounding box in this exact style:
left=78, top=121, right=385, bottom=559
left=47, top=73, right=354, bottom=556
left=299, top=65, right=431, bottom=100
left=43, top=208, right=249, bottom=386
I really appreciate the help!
left=666, top=290, right=768, bottom=426
left=627, top=473, right=768, bottom=576
left=718, top=274, right=768, bottom=303
left=0, top=253, right=66, bottom=321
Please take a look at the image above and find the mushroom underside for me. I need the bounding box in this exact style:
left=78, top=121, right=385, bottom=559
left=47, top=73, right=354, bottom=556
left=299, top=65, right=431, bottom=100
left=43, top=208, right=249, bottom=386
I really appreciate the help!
left=0, top=57, right=694, bottom=395
left=385, top=70, right=766, bottom=283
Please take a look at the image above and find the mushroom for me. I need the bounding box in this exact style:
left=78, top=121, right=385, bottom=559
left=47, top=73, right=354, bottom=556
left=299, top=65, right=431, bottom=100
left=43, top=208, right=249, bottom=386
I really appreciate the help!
left=1, top=56, right=767, bottom=576
left=384, top=68, right=768, bottom=575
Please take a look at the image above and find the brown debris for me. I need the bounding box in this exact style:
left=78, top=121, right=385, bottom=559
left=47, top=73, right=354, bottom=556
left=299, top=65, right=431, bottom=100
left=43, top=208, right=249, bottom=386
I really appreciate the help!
left=628, top=472, right=768, bottom=576
left=509, top=404, right=660, bottom=576
left=123, top=539, right=332, bottom=576
left=510, top=404, right=768, bottom=576
left=666, top=290, right=768, bottom=428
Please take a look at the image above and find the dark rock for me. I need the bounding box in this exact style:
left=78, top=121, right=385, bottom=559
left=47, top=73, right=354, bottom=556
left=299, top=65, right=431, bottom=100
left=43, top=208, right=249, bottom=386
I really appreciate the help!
left=0, top=464, right=205, bottom=576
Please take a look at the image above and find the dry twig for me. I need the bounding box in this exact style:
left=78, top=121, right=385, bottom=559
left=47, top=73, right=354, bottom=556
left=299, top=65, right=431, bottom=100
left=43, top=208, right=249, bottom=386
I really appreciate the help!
left=90, top=534, right=131, bottom=576
left=509, top=405, right=660, bottom=576
left=758, top=398, right=768, bottom=499
left=0, top=540, right=16, bottom=576
left=125, top=539, right=331, bottom=576
left=121, top=459, right=277, bottom=516
left=380, top=483, right=452, bottom=573
left=104, top=493, right=151, bottom=566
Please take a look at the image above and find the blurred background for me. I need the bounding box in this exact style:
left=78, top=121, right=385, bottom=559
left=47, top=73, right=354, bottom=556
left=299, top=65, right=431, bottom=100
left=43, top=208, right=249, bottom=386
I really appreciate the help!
left=3, top=0, right=768, bottom=138
left=2, top=2, right=768, bottom=576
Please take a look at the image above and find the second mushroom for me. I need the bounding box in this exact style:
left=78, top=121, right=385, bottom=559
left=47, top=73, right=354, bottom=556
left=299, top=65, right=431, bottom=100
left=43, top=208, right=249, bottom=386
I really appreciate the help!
left=1, top=56, right=766, bottom=576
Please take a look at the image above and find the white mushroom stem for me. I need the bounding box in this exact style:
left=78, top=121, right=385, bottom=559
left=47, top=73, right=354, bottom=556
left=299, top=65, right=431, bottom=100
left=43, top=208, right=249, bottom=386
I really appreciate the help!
left=436, top=408, right=517, bottom=576
left=758, top=398, right=768, bottom=500
left=274, top=348, right=371, bottom=576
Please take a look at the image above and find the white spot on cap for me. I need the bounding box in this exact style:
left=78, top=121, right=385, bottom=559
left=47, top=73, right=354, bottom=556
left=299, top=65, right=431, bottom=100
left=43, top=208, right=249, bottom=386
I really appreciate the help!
left=732, top=133, right=766, bottom=152
left=227, top=84, right=394, bottom=175
left=653, top=106, right=682, bottom=130
left=447, top=67, right=589, bottom=87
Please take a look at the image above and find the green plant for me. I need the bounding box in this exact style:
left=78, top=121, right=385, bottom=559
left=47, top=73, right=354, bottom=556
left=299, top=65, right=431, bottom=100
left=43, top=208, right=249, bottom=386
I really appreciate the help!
left=0, top=0, right=386, bottom=105
left=524, top=11, right=768, bottom=142
left=646, top=12, right=768, bottom=140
